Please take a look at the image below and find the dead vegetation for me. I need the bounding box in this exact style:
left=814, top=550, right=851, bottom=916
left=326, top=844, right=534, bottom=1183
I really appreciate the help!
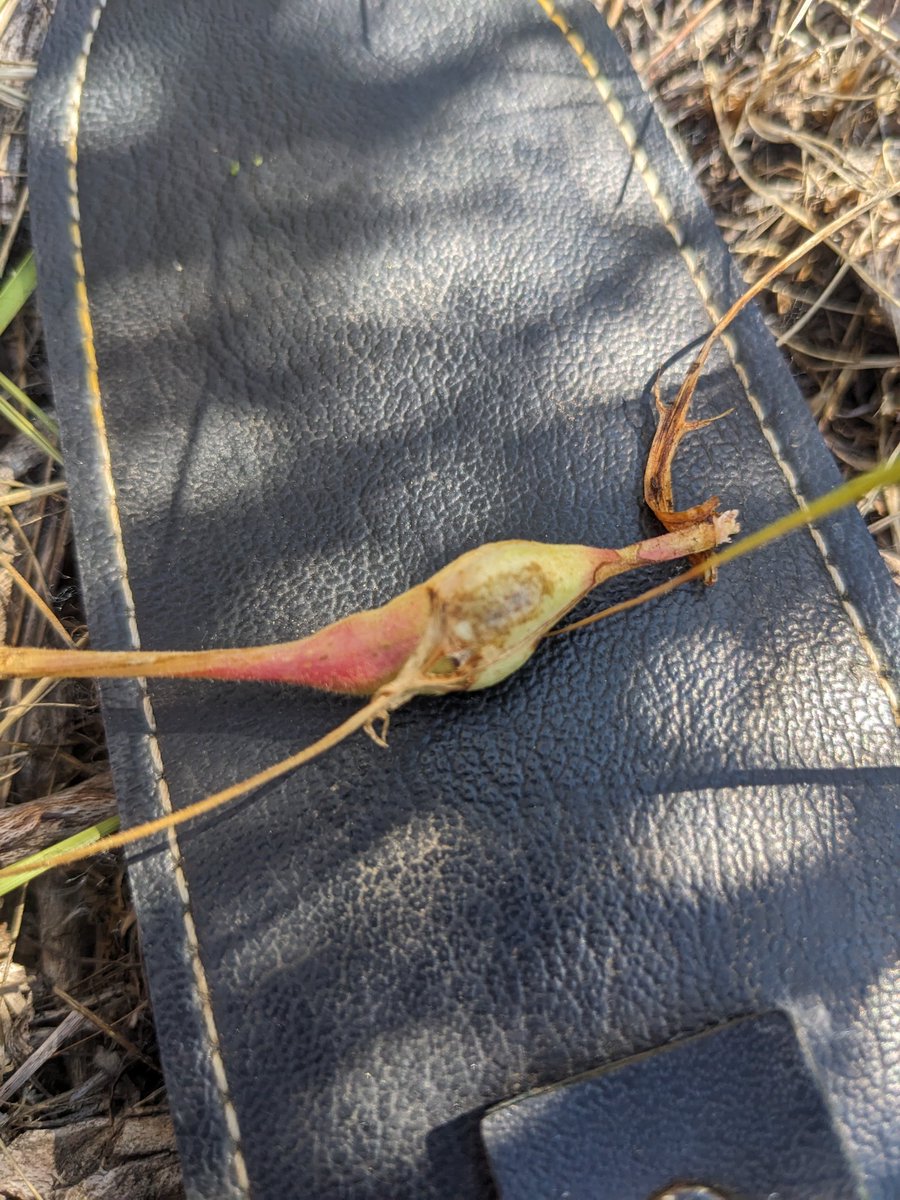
left=0, top=2, right=182, bottom=1195
left=603, top=0, right=900, bottom=575
left=0, top=2, right=896, bottom=1196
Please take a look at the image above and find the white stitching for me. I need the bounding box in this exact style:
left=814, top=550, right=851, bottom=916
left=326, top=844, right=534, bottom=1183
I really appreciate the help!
left=66, top=3, right=251, bottom=1192
left=534, top=0, right=899, bottom=719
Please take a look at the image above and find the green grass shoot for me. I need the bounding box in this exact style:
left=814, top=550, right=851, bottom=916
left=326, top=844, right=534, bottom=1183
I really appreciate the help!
left=0, top=251, right=62, bottom=463
left=0, top=816, right=120, bottom=895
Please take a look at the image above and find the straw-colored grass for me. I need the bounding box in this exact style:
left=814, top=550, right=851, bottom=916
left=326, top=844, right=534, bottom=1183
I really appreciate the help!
left=604, top=0, right=900, bottom=575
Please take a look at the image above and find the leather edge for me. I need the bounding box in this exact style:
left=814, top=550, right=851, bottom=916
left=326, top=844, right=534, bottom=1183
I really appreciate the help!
left=28, top=0, right=250, bottom=1195
left=543, top=0, right=900, bottom=718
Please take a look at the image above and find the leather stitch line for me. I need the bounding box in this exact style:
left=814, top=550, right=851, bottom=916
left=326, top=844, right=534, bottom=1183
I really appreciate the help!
left=65, top=3, right=251, bottom=1192
left=534, top=0, right=899, bottom=718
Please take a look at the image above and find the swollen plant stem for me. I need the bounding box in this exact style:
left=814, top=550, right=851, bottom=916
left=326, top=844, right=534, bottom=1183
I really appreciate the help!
left=554, top=456, right=900, bottom=637
left=0, top=462, right=895, bottom=882
left=2, top=186, right=898, bottom=879
left=0, top=691, right=410, bottom=879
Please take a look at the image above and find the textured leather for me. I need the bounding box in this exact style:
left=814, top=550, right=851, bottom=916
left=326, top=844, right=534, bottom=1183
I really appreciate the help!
left=29, top=1, right=900, bottom=1198
left=481, top=1011, right=864, bottom=1199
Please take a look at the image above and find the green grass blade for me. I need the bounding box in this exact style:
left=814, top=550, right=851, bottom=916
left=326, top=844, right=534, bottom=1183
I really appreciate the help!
left=0, top=391, right=62, bottom=463
left=0, top=251, right=36, bottom=338
left=556, top=455, right=900, bottom=637
left=0, top=816, right=121, bottom=896
left=706, top=455, right=900, bottom=571
left=0, top=252, right=61, bottom=460
left=0, top=367, right=60, bottom=437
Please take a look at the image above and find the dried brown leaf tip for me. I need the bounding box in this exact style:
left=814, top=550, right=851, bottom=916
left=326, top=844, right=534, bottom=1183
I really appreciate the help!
left=644, top=365, right=732, bottom=581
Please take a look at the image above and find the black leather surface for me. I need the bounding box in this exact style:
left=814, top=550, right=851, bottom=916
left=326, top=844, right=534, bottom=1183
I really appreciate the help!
left=481, top=1011, right=864, bottom=1199
left=29, top=1, right=900, bottom=1198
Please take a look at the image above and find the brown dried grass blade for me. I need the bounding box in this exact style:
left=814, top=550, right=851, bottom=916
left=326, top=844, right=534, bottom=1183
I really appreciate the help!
left=643, top=179, right=900, bottom=574
left=0, top=689, right=412, bottom=880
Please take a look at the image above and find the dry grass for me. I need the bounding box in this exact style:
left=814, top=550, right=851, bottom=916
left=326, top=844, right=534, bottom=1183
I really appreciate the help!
left=603, top=0, right=900, bottom=575
left=0, top=1, right=897, bottom=1195
left=0, top=3, right=181, bottom=1195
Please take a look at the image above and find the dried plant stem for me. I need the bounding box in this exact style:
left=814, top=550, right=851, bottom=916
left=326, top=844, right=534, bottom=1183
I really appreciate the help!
left=646, top=0, right=722, bottom=78
left=0, top=458, right=896, bottom=882
left=645, top=176, right=900, bottom=576
left=0, top=689, right=414, bottom=880
left=669, top=179, right=900, bottom=436
left=1, top=102, right=896, bottom=890
left=706, top=81, right=899, bottom=313
left=0, top=553, right=74, bottom=647
left=555, top=456, right=900, bottom=637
